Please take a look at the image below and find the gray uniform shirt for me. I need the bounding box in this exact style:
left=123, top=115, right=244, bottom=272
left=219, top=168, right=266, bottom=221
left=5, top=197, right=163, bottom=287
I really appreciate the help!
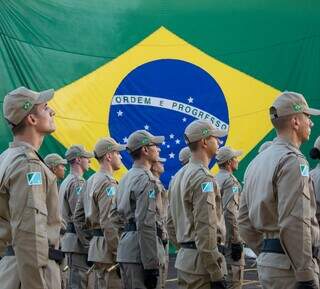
left=216, top=169, right=242, bottom=247
left=238, top=137, right=320, bottom=282
left=0, top=140, right=61, bottom=287
left=59, top=173, right=87, bottom=254
left=116, top=163, right=165, bottom=269
left=169, top=157, right=224, bottom=281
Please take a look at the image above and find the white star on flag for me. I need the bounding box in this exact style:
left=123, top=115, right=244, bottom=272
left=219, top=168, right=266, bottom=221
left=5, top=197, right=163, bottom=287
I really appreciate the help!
left=182, top=117, right=187, bottom=122
left=187, top=97, right=194, bottom=103
left=175, top=139, right=180, bottom=144
left=162, top=141, right=166, bottom=145
left=169, top=152, right=175, bottom=159
left=117, top=110, right=123, bottom=117
left=144, top=124, right=149, bottom=130
left=123, top=137, right=128, bottom=143
left=169, top=134, right=174, bottom=139
left=167, top=145, right=170, bottom=148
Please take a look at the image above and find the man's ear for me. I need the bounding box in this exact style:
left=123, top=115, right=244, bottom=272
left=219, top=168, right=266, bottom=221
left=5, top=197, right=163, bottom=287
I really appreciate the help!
left=25, top=113, right=37, bottom=126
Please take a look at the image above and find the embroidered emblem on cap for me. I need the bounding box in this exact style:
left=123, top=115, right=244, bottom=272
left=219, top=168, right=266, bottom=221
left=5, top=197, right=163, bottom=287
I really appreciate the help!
left=300, top=164, right=309, bottom=177
left=26, top=172, right=42, bottom=186
left=141, top=137, right=149, bottom=145
left=22, top=101, right=32, bottom=111
left=106, top=186, right=116, bottom=197
left=292, top=103, right=302, bottom=112
left=202, top=128, right=209, bottom=136
left=201, top=182, right=213, bottom=193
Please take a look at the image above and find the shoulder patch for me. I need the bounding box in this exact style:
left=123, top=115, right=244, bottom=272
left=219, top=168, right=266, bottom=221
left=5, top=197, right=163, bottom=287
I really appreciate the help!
left=300, top=164, right=309, bottom=177
left=148, top=190, right=156, bottom=199
left=232, top=186, right=239, bottom=193
left=26, top=172, right=42, bottom=186
left=75, top=186, right=82, bottom=195
left=106, top=186, right=116, bottom=197
left=201, top=182, right=213, bottom=193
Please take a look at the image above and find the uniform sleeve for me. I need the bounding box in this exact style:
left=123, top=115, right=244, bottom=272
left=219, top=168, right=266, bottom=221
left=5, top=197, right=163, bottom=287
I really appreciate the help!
left=73, top=187, right=90, bottom=248
left=222, top=178, right=242, bottom=244
left=238, top=187, right=263, bottom=255
left=10, top=161, right=49, bottom=289
left=0, top=192, right=10, bottom=255
left=96, top=182, right=119, bottom=262
left=134, top=174, right=159, bottom=270
left=192, top=174, right=224, bottom=281
left=277, top=155, right=315, bottom=282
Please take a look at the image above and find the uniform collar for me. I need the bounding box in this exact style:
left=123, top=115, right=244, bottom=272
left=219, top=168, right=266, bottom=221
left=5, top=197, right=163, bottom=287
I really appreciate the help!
left=10, top=140, right=38, bottom=151
left=274, top=136, right=302, bottom=155
left=218, top=168, right=231, bottom=176
left=133, top=162, right=150, bottom=171
left=100, top=170, right=114, bottom=180
left=189, top=156, right=208, bottom=168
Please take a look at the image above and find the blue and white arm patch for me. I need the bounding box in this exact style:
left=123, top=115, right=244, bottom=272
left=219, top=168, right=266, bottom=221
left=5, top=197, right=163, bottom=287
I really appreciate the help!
left=232, top=186, right=239, bottom=193
left=75, top=186, right=82, bottom=196
left=148, top=190, right=156, bottom=199
left=300, top=164, right=309, bottom=177
left=201, top=182, right=213, bottom=193
left=26, top=172, right=42, bottom=186
left=106, top=186, right=116, bottom=197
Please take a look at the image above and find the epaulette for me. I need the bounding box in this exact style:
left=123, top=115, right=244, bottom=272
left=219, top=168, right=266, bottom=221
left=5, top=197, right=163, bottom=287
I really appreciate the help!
left=198, top=164, right=213, bottom=177
left=23, top=148, right=39, bottom=161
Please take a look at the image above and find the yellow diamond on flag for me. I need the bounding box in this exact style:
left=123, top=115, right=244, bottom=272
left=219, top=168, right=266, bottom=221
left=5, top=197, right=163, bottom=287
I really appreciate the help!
left=50, top=26, right=279, bottom=180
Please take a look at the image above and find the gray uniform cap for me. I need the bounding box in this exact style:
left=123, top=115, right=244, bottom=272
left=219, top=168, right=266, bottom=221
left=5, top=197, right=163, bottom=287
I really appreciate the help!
left=126, top=130, right=164, bottom=152
left=184, top=120, right=227, bottom=144
left=216, top=146, right=242, bottom=164
left=44, top=153, right=67, bottom=168
left=94, top=137, right=126, bottom=158
left=179, top=147, right=191, bottom=165
left=65, top=144, right=94, bottom=161
left=3, top=86, right=54, bottom=127
left=270, top=91, right=320, bottom=119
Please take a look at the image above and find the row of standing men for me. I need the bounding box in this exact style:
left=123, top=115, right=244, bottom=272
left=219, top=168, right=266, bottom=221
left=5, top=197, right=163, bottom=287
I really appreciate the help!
left=1, top=87, right=320, bottom=289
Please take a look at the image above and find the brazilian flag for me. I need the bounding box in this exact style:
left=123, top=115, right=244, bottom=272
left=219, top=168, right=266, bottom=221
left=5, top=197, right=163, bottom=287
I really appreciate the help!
left=1, top=1, right=320, bottom=183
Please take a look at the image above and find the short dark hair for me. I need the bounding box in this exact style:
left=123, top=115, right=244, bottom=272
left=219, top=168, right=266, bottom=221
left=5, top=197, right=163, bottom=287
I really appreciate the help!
left=271, top=114, right=294, bottom=131
left=188, top=141, right=199, bottom=152
left=130, top=147, right=143, bottom=160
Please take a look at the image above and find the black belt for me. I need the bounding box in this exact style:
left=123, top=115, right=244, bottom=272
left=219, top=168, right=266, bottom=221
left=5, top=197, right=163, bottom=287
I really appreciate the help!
left=262, top=239, right=319, bottom=258
left=124, top=222, right=137, bottom=232
left=124, top=220, right=163, bottom=240
left=91, top=228, right=104, bottom=237
left=180, top=241, right=197, bottom=249
left=66, top=222, right=76, bottom=234
left=4, top=246, right=65, bottom=264
left=262, top=239, right=285, bottom=254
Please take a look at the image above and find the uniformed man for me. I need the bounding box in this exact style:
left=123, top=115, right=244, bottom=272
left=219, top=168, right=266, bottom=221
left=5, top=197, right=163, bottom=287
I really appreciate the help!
left=178, top=146, right=191, bottom=166
left=151, top=157, right=169, bottom=289
left=74, top=137, right=125, bottom=289
left=0, top=86, right=62, bottom=289
left=169, top=119, right=227, bottom=289
left=116, top=130, right=166, bottom=289
left=238, top=91, right=320, bottom=289
left=59, top=144, right=94, bottom=289
left=167, top=146, right=192, bottom=248
left=45, top=153, right=68, bottom=289
left=310, top=136, right=320, bottom=226
left=216, top=146, right=244, bottom=289
left=45, top=153, right=68, bottom=186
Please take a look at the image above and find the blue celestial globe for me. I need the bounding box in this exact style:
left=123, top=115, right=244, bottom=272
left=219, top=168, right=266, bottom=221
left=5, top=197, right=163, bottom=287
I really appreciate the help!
left=109, top=59, right=229, bottom=186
